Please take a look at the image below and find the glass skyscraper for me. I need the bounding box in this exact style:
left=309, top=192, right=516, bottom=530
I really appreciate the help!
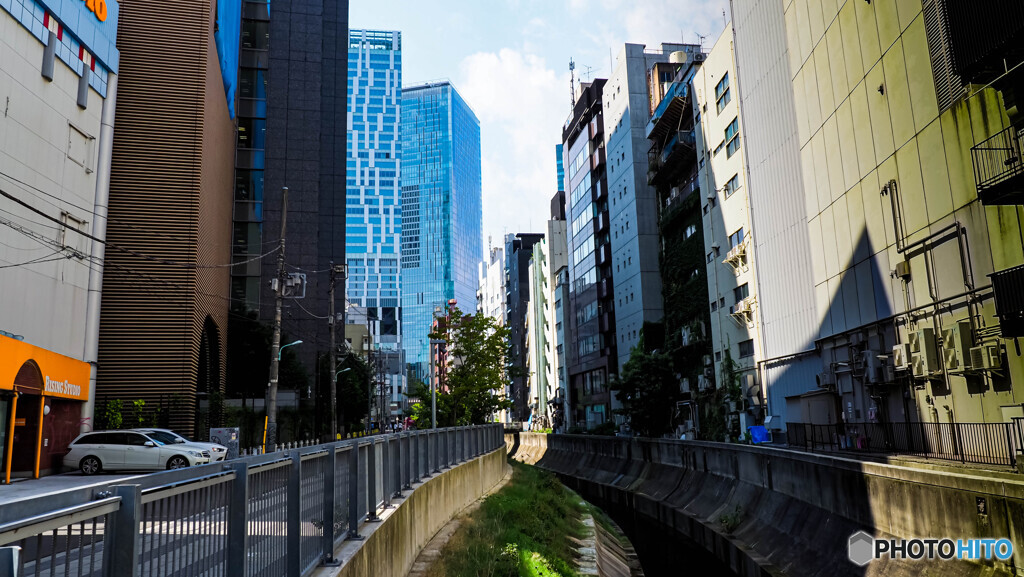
left=401, top=81, right=482, bottom=378
left=346, top=30, right=402, bottom=345
left=347, top=30, right=405, bottom=418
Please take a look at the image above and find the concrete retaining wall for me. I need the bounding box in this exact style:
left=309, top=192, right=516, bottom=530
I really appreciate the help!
left=508, top=432, right=1024, bottom=577
left=314, top=448, right=508, bottom=577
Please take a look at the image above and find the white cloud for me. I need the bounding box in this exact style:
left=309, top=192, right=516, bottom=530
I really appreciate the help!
left=621, top=0, right=728, bottom=48
left=457, top=49, right=569, bottom=245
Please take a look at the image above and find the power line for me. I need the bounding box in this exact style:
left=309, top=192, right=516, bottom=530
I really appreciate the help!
left=0, top=169, right=279, bottom=250
left=1, top=185, right=280, bottom=269
left=0, top=250, right=74, bottom=269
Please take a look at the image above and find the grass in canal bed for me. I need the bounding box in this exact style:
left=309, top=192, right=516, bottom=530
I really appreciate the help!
left=427, top=460, right=585, bottom=577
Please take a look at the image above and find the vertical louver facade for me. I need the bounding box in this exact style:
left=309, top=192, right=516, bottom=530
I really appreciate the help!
left=97, top=0, right=235, bottom=435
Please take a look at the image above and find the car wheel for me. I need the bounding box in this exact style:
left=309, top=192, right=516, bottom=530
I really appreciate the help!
left=167, top=456, right=190, bottom=470
left=80, top=456, right=102, bottom=476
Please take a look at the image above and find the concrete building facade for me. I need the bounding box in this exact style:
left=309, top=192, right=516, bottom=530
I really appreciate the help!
left=692, top=28, right=766, bottom=433
left=504, top=232, right=543, bottom=421
left=603, top=43, right=690, bottom=371
left=563, top=79, right=615, bottom=431
left=525, top=217, right=568, bottom=430
left=0, top=0, right=120, bottom=478
left=97, top=0, right=238, bottom=435
left=731, top=0, right=1024, bottom=440
left=476, top=244, right=505, bottom=325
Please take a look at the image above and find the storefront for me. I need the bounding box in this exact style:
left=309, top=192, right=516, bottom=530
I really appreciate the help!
left=1, top=334, right=91, bottom=483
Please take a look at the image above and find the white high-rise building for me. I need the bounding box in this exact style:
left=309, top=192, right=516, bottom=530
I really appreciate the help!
left=692, top=26, right=766, bottom=432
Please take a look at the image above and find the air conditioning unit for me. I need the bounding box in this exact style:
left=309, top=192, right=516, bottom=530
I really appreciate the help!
left=816, top=371, right=836, bottom=387
left=970, top=345, right=1002, bottom=370
left=725, top=242, right=746, bottom=264
left=942, top=320, right=974, bottom=371
left=861, top=350, right=881, bottom=384
left=682, top=419, right=695, bottom=432
left=703, top=354, right=713, bottom=367
left=732, top=297, right=752, bottom=316
left=892, top=343, right=911, bottom=370
left=693, top=53, right=706, bottom=62
left=680, top=377, right=691, bottom=394
left=882, top=364, right=896, bottom=383
left=910, top=328, right=938, bottom=378
left=697, top=375, right=712, bottom=391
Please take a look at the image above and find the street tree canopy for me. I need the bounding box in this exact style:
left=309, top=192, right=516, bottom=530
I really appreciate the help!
left=610, top=338, right=680, bottom=438
left=411, top=306, right=515, bottom=427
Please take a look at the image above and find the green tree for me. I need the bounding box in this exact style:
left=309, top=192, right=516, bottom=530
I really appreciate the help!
left=610, top=335, right=680, bottom=438
left=335, top=353, right=371, bottom=434
left=412, top=306, right=514, bottom=427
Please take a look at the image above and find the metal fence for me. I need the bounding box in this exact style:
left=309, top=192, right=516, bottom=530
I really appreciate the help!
left=786, top=420, right=1024, bottom=467
left=0, top=424, right=503, bottom=577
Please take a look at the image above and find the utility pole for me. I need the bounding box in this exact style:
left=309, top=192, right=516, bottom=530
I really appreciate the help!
left=266, top=187, right=288, bottom=452
left=328, top=262, right=338, bottom=441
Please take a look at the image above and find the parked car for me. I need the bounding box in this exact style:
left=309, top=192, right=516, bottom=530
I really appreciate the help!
left=64, top=431, right=211, bottom=475
left=134, top=428, right=229, bottom=462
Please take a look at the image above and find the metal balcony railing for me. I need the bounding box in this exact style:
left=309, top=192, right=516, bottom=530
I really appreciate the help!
left=787, top=420, right=1024, bottom=467
left=971, top=121, right=1024, bottom=205
left=0, top=424, right=503, bottom=577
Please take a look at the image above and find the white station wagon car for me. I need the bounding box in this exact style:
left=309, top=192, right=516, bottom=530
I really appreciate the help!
left=64, top=431, right=211, bottom=475
left=135, top=428, right=229, bottom=462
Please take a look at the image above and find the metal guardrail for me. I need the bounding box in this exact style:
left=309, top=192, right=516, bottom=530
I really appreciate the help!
left=787, top=420, right=1024, bottom=467
left=971, top=121, right=1024, bottom=203
left=0, top=424, right=503, bottom=577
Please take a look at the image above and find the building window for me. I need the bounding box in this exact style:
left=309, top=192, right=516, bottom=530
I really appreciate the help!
left=738, top=339, right=755, bottom=358
left=715, top=73, right=731, bottom=114
left=725, top=117, right=740, bottom=158
left=724, top=174, right=740, bottom=198
left=715, top=351, right=722, bottom=361
left=733, top=283, right=749, bottom=302
left=711, top=301, right=719, bottom=312
left=707, top=251, right=714, bottom=263
left=729, top=227, right=745, bottom=249
left=684, top=224, right=696, bottom=239
left=714, top=141, right=724, bottom=156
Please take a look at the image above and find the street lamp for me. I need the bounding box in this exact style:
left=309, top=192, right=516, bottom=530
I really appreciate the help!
left=336, top=367, right=351, bottom=378
left=278, top=339, right=303, bottom=360
left=429, top=338, right=446, bottom=429
left=266, top=339, right=302, bottom=452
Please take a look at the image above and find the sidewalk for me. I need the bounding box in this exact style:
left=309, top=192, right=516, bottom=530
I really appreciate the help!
left=0, top=472, right=137, bottom=504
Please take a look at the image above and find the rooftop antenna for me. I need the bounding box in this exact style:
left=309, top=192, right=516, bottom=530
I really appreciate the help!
left=698, top=34, right=707, bottom=52
left=723, top=9, right=727, bottom=28
left=569, top=58, right=576, bottom=111
left=582, top=64, right=596, bottom=82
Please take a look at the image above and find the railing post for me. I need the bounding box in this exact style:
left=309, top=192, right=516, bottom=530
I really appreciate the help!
left=422, top=431, right=432, bottom=479
left=441, top=428, right=450, bottom=469
left=107, top=484, right=141, bottom=577
left=287, top=452, right=301, bottom=577
left=402, top=433, right=413, bottom=490
left=381, top=437, right=392, bottom=507
left=367, top=440, right=380, bottom=521
left=227, top=462, right=250, bottom=576
left=432, top=430, right=441, bottom=473
left=347, top=442, right=363, bottom=540
left=412, top=432, right=421, bottom=483
left=322, top=447, right=340, bottom=565
left=393, top=434, right=405, bottom=497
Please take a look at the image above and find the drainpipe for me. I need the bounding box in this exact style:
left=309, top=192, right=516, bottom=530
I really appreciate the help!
left=81, top=73, right=118, bottom=433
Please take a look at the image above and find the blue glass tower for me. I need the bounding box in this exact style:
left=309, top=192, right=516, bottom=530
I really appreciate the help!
left=401, top=81, right=482, bottom=378
left=347, top=30, right=402, bottom=345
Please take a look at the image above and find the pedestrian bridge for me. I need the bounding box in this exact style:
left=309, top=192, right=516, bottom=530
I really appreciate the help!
left=507, top=431, right=1024, bottom=577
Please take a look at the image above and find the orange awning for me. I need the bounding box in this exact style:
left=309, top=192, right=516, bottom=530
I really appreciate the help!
left=0, top=334, right=90, bottom=401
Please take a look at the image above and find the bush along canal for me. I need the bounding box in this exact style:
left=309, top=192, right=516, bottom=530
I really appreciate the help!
left=423, top=460, right=642, bottom=577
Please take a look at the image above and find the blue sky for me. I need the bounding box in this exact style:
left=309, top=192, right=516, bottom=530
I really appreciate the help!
left=351, top=0, right=728, bottom=254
